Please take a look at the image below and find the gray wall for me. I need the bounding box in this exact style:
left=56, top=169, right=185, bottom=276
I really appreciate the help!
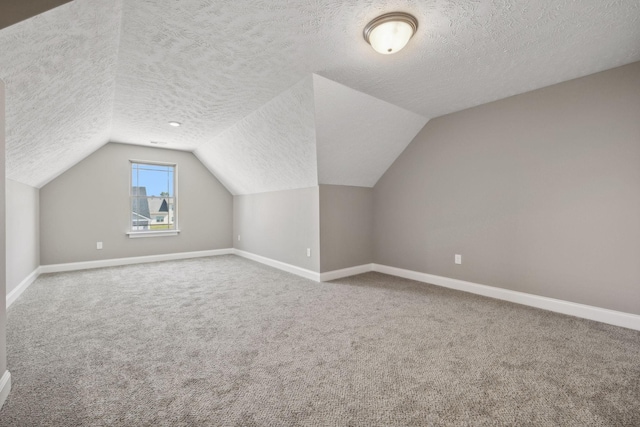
left=319, top=185, right=373, bottom=272
left=6, top=179, right=39, bottom=294
left=374, top=62, right=640, bottom=315
left=234, top=187, right=320, bottom=272
left=0, top=80, right=7, bottom=379
left=40, top=142, right=233, bottom=265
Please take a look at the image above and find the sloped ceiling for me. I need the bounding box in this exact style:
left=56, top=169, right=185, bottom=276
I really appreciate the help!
left=313, top=75, right=428, bottom=188
left=194, top=76, right=317, bottom=195
left=193, top=74, right=428, bottom=195
left=0, top=0, right=122, bottom=187
left=0, top=0, right=639, bottom=190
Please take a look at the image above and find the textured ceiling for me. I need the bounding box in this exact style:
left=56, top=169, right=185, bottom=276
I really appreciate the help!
left=110, top=0, right=640, bottom=151
left=194, top=76, right=317, bottom=195
left=1, top=0, right=639, bottom=189
left=193, top=74, right=428, bottom=195
left=0, top=0, right=122, bottom=187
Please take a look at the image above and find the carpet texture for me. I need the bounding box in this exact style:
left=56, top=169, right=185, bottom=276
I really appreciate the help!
left=1, top=255, right=639, bottom=426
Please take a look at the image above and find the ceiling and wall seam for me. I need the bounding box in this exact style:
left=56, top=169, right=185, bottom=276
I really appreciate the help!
left=313, top=74, right=428, bottom=188
left=194, top=75, right=318, bottom=195
left=106, top=0, right=127, bottom=148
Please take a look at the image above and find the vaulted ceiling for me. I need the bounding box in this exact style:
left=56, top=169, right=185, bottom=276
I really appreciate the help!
left=1, top=0, right=639, bottom=192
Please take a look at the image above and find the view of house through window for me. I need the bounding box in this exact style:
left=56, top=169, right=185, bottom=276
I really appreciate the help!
left=131, top=162, right=176, bottom=231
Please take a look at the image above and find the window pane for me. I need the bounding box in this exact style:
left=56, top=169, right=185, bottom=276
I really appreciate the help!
left=130, top=162, right=176, bottom=231
left=137, top=170, right=168, bottom=197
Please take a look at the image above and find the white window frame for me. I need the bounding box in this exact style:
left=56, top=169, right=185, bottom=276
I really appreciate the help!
left=127, top=160, right=180, bottom=238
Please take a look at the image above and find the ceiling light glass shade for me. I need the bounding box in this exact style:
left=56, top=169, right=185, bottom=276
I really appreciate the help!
left=364, top=12, right=418, bottom=55
left=168, top=121, right=181, bottom=127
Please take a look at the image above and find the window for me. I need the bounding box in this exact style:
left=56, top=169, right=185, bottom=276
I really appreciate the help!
left=130, top=161, right=177, bottom=236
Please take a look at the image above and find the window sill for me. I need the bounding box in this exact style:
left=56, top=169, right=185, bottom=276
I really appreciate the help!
left=127, top=230, right=180, bottom=239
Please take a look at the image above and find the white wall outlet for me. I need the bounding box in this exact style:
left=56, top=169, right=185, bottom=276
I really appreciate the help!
left=455, top=254, right=462, bottom=265
left=306, top=248, right=311, bottom=257
left=97, top=242, right=103, bottom=250
left=237, top=235, right=241, bottom=241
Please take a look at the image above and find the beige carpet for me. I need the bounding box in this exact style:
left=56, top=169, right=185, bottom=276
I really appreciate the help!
left=1, top=255, right=639, bottom=426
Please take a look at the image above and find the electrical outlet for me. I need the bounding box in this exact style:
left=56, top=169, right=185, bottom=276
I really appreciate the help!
left=97, top=242, right=103, bottom=250
left=306, top=248, right=311, bottom=257
left=238, top=235, right=241, bottom=241
left=455, top=254, right=462, bottom=265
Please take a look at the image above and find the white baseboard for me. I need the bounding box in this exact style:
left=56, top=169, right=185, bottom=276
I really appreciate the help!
left=224, top=255, right=640, bottom=331
left=233, top=249, right=321, bottom=282
left=14, top=250, right=640, bottom=331
left=0, top=371, right=11, bottom=409
left=39, top=248, right=234, bottom=274
left=7, top=249, right=234, bottom=308
left=373, top=264, right=640, bottom=331
left=6, top=267, right=41, bottom=308
left=319, top=264, right=374, bottom=282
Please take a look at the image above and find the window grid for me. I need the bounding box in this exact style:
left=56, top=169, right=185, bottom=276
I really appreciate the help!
left=130, top=161, right=177, bottom=232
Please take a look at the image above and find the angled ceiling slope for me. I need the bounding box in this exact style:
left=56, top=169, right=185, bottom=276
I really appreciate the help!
left=1, top=0, right=639, bottom=189
left=194, top=76, right=318, bottom=195
left=313, top=75, right=427, bottom=188
left=0, top=0, right=123, bottom=187
left=108, top=0, right=640, bottom=158
left=194, top=74, right=427, bottom=195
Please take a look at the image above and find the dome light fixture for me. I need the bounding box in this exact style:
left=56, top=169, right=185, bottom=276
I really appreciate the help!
left=363, top=12, right=418, bottom=55
left=168, top=121, right=182, bottom=127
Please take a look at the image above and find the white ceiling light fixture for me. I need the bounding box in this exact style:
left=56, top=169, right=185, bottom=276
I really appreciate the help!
left=168, top=121, right=182, bottom=127
left=363, top=12, right=418, bottom=55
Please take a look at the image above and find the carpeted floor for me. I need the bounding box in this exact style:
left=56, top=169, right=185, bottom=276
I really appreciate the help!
left=1, top=255, right=639, bottom=426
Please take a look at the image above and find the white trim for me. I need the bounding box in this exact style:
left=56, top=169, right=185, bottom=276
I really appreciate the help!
left=225, top=255, right=640, bottom=331
left=372, top=264, right=640, bottom=331
left=6, top=267, right=41, bottom=308
left=319, top=264, right=374, bottom=282
left=0, top=371, right=11, bottom=409
left=14, top=251, right=639, bottom=331
left=129, top=159, right=177, bottom=167
left=40, top=249, right=233, bottom=273
left=131, top=211, right=152, bottom=221
left=127, top=230, right=180, bottom=238
left=233, top=249, right=321, bottom=282
left=130, top=159, right=179, bottom=236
